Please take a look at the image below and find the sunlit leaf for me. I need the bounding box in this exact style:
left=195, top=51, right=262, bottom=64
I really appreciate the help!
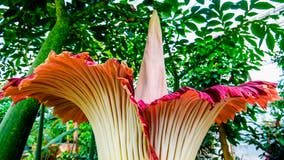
left=191, top=14, right=205, bottom=24
left=236, top=0, right=248, bottom=11
left=247, top=12, right=258, bottom=17
left=221, top=1, right=234, bottom=11
left=213, top=27, right=223, bottom=32
left=196, top=0, right=204, bottom=5
left=225, top=21, right=233, bottom=28
left=266, top=30, right=275, bottom=51
left=252, top=2, right=274, bottom=10
left=222, top=13, right=234, bottom=22
left=235, top=15, right=243, bottom=22
left=185, top=21, right=198, bottom=31
left=244, top=36, right=257, bottom=47
left=191, top=6, right=200, bottom=13
left=251, top=23, right=265, bottom=38
left=207, top=20, right=221, bottom=27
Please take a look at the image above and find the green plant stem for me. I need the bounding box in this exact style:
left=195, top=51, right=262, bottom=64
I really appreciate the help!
left=89, top=130, right=96, bottom=160
left=35, top=104, right=45, bottom=160
left=219, top=123, right=233, bottom=160
left=0, top=0, right=70, bottom=159
left=0, top=98, right=40, bottom=160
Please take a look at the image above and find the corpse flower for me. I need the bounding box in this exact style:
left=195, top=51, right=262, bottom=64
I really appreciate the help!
left=1, top=11, right=281, bottom=159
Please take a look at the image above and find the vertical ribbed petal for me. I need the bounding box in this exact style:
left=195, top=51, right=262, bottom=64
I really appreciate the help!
left=135, top=10, right=168, bottom=103
left=1, top=51, right=157, bottom=159
left=140, top=81, right=281, bottom=159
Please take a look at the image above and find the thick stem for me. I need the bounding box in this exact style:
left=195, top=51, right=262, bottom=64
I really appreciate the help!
left=218, top=123, right=233, bottom=160
left=0, top=98, right=40, bottom=160
left=34, top=104, right=45, bottom=160
left=0, top=0, right=70, bottom=159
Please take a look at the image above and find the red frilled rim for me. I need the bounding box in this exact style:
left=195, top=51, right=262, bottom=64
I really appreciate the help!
left=136, top=81, right=281, bottom=124
left=203, top=81, right=280, bottom=107
left=1, top=51, right=134, bottom=103
left=0, top=52, right=135, bottom=124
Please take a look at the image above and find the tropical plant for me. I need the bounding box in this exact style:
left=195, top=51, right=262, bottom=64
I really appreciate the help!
left=0, top=0, right=283, bottom=159
left=1, top=11, right=281, bottom=159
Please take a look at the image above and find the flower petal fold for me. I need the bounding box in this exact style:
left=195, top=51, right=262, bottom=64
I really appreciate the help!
left=204, top=81, right=282, bottom=124
left=140, top=87, right=222, bottom=160
left=1, top=51, right=157, bottom=159
left=140, top=81, right=280, bottom=159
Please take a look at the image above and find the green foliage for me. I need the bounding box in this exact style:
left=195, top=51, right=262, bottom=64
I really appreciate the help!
left=24, top=111, right=97, bottom=159
left=248, top=41, right=284, bottom=160
left=245, top=102, right=284, bottom=159
left=0, top=98, right=11, bottom=122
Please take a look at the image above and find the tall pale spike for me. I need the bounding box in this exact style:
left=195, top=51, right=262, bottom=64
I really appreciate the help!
left=135, top=10, right=168, bottom=103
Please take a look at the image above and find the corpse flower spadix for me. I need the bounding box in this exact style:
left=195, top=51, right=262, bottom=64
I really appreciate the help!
left=1, top=11, right=281, bottom=160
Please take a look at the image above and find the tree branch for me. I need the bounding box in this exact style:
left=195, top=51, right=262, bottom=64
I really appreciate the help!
left=0, top=0, right=70, bottom=159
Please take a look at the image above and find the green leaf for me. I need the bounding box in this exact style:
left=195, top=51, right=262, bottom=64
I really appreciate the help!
left=191, top=6, right=200, bottom=13
left=269, top=15, right=279, bottom=20
left=191, top=14, right=205, bottom=24
left=247, top=12, right=258, bottom=17
left=277, top=136, right=284, bottom=146
left=42, top=128, right=78, bottom=150
left=221, top=1, right=234, bottom=11
left=207, top=20, right=221, bottom=27
left=177, top=28, right=185, bottom=36
left=280, top=34, right=284, bottom=50
left=271, top=0, right=284, bottom=2
left=252, top=2, right=274, bottom=10
left=255, top=48, right=264, bottom=57
left=179, top=39, right=189, bottom=44
left=185, top=21, right=198, bottom=31
left=213, top=27, right=223, bottom=32
left=251, top=24, right=265, bottom=38
left=244, top=36, right=257, bottom=47
left=235, top=15, right=243, bottom=22
left=237, top=1, right=248, bottom=11
left=266, top=31, right=275, bottom=51
left=196, top=0, right=204, bottom=4
left=197, top=8, right=210, bottom=14
left=225, top=21, right=233, bottom=28
left=184, top=0, right=190, bottom=5
left=269, top=24, right=280, bottom=33
left=222, top=13, right=234, bottom=22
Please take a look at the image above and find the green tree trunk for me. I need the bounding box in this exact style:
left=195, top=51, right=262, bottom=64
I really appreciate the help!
left=0, top=0, right=69, bottom=159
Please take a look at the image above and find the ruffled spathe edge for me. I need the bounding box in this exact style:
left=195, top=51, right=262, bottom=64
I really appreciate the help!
left=0, top=51, right=134, bottom=123
left=138, top=81, right=281, bottom=124
left=136, top=81, right=281, bottom=159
